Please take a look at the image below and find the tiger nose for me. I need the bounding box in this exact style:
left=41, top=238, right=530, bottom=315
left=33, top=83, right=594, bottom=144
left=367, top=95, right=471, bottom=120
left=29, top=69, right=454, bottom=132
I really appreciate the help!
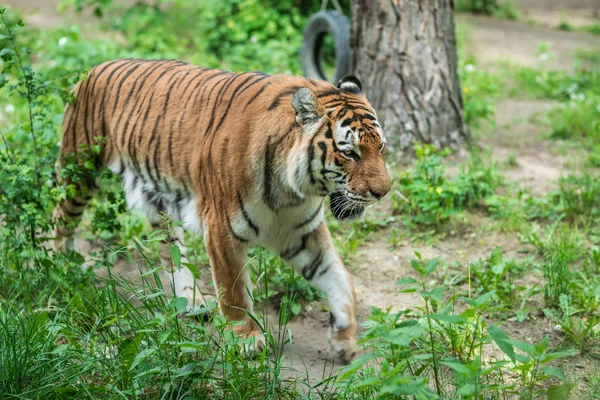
left=370, top=186, right=390, bottom=200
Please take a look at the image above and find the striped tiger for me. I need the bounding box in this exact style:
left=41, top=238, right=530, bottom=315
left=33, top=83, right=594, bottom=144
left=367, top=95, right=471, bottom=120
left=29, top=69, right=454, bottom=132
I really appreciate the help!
left=52, top=58, right=391, bottom=363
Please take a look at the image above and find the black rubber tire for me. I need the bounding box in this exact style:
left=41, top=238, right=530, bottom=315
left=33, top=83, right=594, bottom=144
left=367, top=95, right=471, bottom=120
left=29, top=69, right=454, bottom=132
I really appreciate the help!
left=301, top=10, right=351, bottom=84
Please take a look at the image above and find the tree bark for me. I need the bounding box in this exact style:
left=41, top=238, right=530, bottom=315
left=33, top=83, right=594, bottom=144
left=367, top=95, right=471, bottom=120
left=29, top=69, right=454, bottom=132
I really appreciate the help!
left=350, top=0, right=469, bottom=158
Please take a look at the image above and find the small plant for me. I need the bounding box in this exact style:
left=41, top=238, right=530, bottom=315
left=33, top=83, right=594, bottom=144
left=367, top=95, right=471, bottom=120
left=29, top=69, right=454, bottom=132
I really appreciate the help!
left=393, top=144, right=501, bottom=229
left=544, top=294, right=600, bottom=355
left=557, top=172, right=600, bottom=222
left=493, top=0, right=520, bottom=20
left=248, top=248, right=324, bottom=317
left=456, top=0, right=519, bottom=20
left=557, top=20, right=574, bottom=31
left=455, top=0, right=498, bottom=15
left=547, top=96, right=600, bottom=141
left=524, top=225, right=582, bottom=309
left=469, top=246, right=529, bottom=309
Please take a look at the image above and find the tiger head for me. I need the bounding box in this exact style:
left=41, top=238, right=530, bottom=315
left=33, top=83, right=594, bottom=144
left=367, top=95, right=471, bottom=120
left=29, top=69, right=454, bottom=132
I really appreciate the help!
left=292, top=76, right=391, bottom=220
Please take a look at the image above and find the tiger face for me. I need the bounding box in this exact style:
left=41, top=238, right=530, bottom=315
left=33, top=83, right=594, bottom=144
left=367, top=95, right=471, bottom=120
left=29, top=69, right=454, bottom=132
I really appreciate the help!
left=292, top=76, right=391, bottom=220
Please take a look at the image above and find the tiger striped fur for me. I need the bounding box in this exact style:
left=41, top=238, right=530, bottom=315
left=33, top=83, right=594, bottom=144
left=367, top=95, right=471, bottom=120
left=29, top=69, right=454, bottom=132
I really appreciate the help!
left=52, top=58, right=391, bottom=364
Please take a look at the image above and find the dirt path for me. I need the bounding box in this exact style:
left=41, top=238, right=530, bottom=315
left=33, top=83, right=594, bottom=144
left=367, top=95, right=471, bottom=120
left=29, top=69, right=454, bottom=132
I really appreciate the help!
left=456, top=13, right=600, bottom=71
left=515, top=0, right=599, bottom=29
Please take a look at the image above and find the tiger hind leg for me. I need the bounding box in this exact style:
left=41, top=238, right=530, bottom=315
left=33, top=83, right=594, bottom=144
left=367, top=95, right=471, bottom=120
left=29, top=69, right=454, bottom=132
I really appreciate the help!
left=52, top=163, right=97, bottom=253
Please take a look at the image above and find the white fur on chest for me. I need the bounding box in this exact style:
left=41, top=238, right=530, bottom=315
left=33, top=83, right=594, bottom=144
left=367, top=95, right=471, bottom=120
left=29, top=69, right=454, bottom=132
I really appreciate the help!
left=231, top=194, right=324, bottom=251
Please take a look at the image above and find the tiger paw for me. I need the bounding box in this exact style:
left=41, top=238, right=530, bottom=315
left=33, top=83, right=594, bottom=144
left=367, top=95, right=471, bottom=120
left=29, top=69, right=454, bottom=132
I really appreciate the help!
left=239, top=330, right=267, bottom=359
left=327, top=326, right=358, bottom=365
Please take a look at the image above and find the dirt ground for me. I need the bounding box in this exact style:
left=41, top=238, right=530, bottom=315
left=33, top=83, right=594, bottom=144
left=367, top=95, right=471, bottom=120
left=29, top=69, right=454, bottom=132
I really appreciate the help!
left=9, top=0, right=600, bottom=387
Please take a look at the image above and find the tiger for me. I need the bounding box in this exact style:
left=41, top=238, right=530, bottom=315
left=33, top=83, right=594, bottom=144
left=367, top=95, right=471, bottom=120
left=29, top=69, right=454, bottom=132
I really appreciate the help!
left=52, top=58, right=391, bottom=364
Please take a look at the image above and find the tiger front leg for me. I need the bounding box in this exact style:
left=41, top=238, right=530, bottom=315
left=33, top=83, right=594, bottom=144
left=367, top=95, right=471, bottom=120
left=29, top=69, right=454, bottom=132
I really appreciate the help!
left=284, top=223, right=358, bottom=364
left=204, top=223, right=265, bottom=355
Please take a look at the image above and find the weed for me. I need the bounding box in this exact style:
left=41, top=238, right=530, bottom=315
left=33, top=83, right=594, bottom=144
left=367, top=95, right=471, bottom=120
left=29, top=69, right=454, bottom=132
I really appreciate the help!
left=469, top=246, right=529, bottom=308
left=547, top=96, right=600, bottom=141
left=393, top=143, right=501, bottom=229
left=557, top=20, right=574, bottom=31
left=557, top=172, right=600, bottom=222
left=456, top=0, right=519, bottom=19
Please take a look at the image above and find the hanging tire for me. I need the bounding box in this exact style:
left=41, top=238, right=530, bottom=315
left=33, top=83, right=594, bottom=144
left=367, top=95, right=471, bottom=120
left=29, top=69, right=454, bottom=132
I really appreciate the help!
left=301, top=10, right=351, bottom=84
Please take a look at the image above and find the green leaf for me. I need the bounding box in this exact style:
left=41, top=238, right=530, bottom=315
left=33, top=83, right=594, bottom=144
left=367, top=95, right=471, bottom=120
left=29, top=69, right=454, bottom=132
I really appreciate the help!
left=440, top=360, right=471, bottom=375
left=385, top=322, right=425, bottom=346
left=457, top=383, right=477, bottom=396
left=429, top=314, right=466, bottom=324
left=350, top=376, right=381, bottom=390
left=183, top=262, right=200, bottom=279
left=177, top=341, right=208, bottom=352
left=140, top=267, right=163, bottom=278
left=398, top=287, right=419, bottom=293
left=473, top=290, right=496, bottom=307
left=396, top=277, right=418, bottom=285
left=547, top=382, right=576, bottom=400
left=542, top=366, right=566, bottom=381
left=291, top=303, right=301, bottom=315
left=508, top=339, right=536, bottom=355
left=169, top=244, right=181, bottom=269
left=175, top=297, right=188, bottom=314
left=424, top=256, right=441, bottom=275
left=488, top=325, right=516, bottom=363
left=129, top=348, right=157, bottom=371
left=459, top=308, right=476, bottom=319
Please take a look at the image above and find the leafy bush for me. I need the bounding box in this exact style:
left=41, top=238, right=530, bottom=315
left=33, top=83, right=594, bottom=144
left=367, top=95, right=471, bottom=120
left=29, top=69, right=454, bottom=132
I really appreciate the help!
left=340, top=252, right=574, bottom=399
left=393, top=143, right=501, bottom=228
left=455, top=0, right=519, bottom=20
left=547, top=96, right=600, bottom=141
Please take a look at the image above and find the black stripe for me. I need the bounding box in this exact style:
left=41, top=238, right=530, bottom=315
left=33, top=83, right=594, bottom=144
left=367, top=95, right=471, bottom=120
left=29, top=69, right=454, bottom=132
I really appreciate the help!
left=225, top=212, right=249, bottom=243
left=317, top=141, right=328, bottom=169
left=209, top=73, right=263, bottom=137
left=237, top=192, right=259, bottom=237
left=96, top=60, right=143, bottom=153
left=280, top=233, right=309, bottom=260
left=267, top=86, right=302, bottom=110
left=302, top=251, right=324, bottom=280
left=340, top=118, right=353, bottom=128
left=294, top=203, right=322, bottom=230
left=317, top=88, right=342, bottom=98
left=234, top=74, right=270, bottom=101
left=307, top=134, right=318, bottom=185
left=85, top=60, right=124, bottom=147
left=321, top=169, right=343, bottom=179
left=318, top=264, right=331, bottom=277
left=114, top=61, right=157, bottom=148
left=70, top=76, right=92, bottom=150
left=243, top=81, right=272, bottom=111
left=263, top=135, right=286, bottom=211
left=126, top=62, right=178, bottom=174
left=206, top=73, right=240, bottom=135
left=139, top=66, right=187, bottom=175
left=109, top=61, right=149, bottom=132
left=280, top=223, right=321, bottom=259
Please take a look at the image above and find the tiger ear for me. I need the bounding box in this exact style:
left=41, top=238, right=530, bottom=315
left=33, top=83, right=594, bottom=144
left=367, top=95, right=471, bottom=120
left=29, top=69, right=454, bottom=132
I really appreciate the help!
left=292, top=87, right=323, bottom=126
left=336, top=75, right=362, bottom=95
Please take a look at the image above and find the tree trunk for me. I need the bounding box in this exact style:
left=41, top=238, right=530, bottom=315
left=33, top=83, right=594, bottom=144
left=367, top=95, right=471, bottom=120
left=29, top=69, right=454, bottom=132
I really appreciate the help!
left=350, top=0, right=469, bottom=158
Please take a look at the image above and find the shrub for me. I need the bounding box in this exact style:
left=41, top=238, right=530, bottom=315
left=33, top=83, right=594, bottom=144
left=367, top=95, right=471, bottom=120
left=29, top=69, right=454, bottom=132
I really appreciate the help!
left=393, top=143, right=501, bottom=229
